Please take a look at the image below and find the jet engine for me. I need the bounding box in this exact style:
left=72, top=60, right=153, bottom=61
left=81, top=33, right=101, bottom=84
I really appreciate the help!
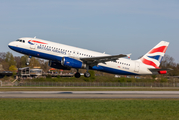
left=48, top=60, right=71, bottom=70
left=61, top=57, right=86, bottom=68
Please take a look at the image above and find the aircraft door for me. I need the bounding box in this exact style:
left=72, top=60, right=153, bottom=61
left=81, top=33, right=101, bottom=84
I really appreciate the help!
left=134, top=62, right=140, bottom=72
left=30, top=44, right=36, bottom=49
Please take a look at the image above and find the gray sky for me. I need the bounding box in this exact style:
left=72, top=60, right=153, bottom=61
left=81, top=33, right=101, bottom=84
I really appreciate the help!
left=0, top=0, right=179, bottom=63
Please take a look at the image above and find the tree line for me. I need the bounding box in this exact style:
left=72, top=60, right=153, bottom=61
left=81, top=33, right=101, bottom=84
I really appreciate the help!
left=0, top=52, right=50, bottom=72
left=0, top=52, right=178, bottom=76
left=160, top=55, right=179, bottom=76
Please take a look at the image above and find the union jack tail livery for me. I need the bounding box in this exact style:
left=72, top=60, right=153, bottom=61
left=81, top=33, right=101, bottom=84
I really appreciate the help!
left=140, top=41, right=169, bottom=68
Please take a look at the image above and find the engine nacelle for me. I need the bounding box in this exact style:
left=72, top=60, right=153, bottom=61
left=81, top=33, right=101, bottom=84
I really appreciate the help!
left=61, top=57, right=86, bottom=68
left=48, top=60, right=71, bottom=70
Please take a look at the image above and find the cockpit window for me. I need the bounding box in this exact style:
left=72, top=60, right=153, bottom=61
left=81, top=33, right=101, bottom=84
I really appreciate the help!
left=16, top=39, right=25, bottom=43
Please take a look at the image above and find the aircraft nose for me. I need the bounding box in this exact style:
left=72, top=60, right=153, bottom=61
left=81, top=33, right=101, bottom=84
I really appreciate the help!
left=8, top=42, right=14, bottom=49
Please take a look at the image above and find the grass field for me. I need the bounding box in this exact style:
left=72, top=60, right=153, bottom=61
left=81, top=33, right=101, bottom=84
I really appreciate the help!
left=0, top=99, right=179, bottom=120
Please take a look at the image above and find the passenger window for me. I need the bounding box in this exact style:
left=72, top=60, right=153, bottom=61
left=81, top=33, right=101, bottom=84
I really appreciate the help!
left=20, top=40, right=22, bottom=42
left=23, top=40, right=25, bottom=43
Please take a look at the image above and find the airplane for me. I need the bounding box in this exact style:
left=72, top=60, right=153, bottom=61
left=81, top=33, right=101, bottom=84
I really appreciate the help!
left=8, top=37, right=170, bottom=78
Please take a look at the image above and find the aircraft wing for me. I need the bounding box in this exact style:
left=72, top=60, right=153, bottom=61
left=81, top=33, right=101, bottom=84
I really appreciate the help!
left=80, top=54, right=131, bottom=66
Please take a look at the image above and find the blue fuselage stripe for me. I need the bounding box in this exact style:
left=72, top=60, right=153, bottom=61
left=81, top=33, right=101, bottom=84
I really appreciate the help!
left=92, top=65, right=138, bottom=75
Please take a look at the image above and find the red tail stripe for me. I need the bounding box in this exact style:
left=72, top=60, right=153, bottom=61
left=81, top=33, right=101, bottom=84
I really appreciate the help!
left=141, top=58, right=158, bottom=68
left=29, top=40, right=47, bottom=44
left=149, top=46, right=167, bottom=54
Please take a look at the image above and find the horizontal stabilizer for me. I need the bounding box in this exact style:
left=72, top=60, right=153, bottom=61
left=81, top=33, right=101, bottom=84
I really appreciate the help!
left=148, top=68, right=172, bottom=72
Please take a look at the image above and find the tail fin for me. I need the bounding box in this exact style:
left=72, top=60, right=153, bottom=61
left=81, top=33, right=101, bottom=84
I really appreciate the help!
left=140, top=41, right=169, bottom=68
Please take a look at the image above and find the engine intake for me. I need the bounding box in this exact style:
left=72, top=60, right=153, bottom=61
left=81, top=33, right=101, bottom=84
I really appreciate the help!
left=61, top=57, right=86, bottom=68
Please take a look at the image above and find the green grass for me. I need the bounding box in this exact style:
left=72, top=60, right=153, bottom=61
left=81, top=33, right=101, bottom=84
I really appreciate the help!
left=20, top=76, right=157, bottom=82
left=0, top=99, right=179, bottom=120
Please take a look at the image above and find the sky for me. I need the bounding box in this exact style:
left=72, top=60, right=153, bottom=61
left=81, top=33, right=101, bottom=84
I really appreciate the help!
left=0, top=0, right=179, bottom=63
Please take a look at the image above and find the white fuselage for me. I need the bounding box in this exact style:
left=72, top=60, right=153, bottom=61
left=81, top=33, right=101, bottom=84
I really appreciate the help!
left=8, top=37, right=154, bottom=75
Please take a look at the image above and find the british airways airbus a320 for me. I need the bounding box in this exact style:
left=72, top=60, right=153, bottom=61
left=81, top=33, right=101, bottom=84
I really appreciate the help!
left=8, top=37, right=170, bottom=78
